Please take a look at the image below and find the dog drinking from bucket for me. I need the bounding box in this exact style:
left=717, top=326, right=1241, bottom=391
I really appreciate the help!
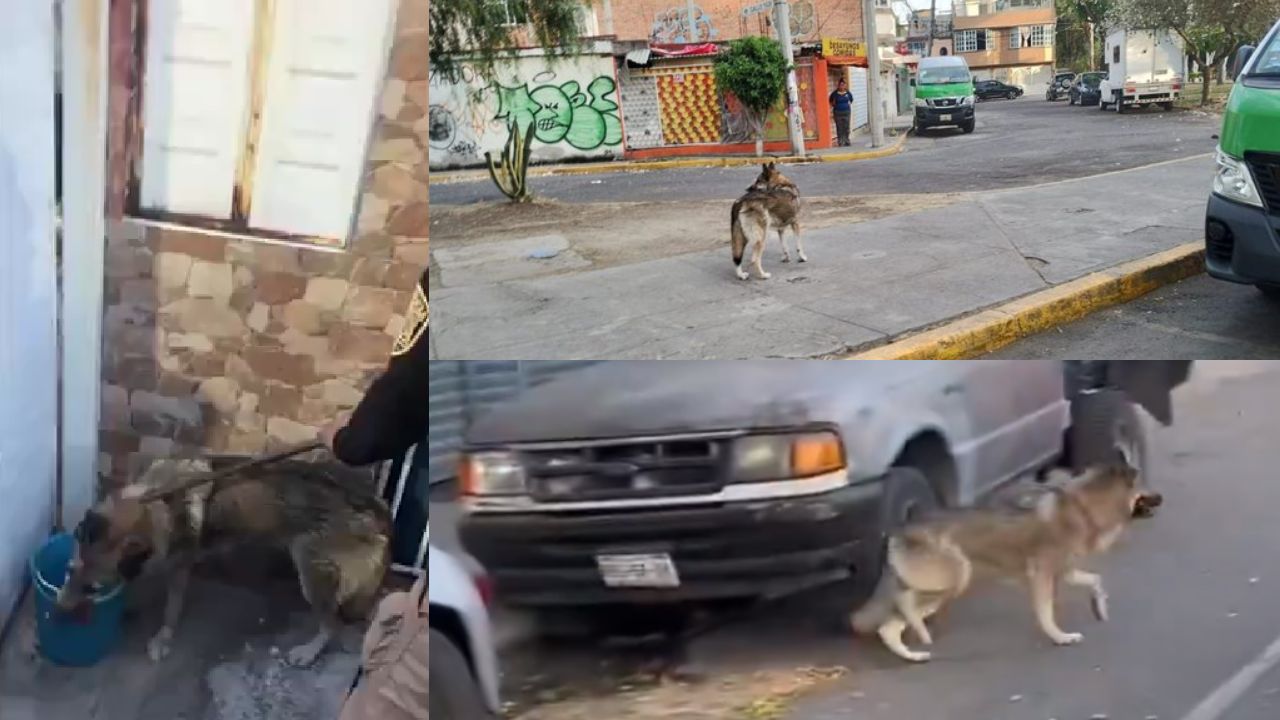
left=57, top=457, right=391, bottom=666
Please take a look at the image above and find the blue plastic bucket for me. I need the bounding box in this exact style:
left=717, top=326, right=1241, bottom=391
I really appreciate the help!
left=29, top=533, right=126, bottom=666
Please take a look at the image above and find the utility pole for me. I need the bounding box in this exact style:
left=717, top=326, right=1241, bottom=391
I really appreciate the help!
left=686, top=0, right=698, bottom=42
left=861, top=0, right=885, bottom=147
left=773, top=0, right=806, bottom=157
left=927, top=0, right=937, bottom=57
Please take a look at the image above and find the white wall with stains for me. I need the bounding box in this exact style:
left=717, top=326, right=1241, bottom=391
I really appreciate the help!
left=428, top=49, right=624, bottom=170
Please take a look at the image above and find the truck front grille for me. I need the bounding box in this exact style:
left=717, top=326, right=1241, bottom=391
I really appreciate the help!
left=522, top=437, right=728, bottom=502
left=1246, top=152, right=1280, bottom=215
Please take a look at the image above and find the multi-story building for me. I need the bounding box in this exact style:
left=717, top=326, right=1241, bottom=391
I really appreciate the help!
left=952, top=0, right=1055, bottom=91
left=905, top=9, right=953, bottom=58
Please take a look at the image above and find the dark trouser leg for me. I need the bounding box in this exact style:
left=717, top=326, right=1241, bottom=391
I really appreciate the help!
left=834, top=111, right=851, bottom=146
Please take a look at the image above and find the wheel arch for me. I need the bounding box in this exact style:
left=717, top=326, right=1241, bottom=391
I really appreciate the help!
left=890, top=430, right=959, bottom=507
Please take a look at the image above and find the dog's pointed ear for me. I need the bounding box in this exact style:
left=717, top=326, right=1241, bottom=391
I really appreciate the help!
left=117, top=537, right=152, bottom=581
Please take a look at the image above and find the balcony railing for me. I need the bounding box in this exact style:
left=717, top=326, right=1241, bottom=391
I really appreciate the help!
left=955, top=0, right=1051, bottom=18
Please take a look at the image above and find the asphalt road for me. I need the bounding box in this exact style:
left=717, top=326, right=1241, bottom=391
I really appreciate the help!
left=779, top=362, right=1280, bottom=720
left=987, top=274, right=1280, bottom=359
left=431, top=97, right=1220, bottom=205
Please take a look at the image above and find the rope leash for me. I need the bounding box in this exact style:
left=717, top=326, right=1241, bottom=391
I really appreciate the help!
left=135, top=440, right=326, bottom=503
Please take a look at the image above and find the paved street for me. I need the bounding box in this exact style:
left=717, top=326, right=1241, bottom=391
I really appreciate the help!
left=988, top=274, right=1280, bottom=359
left=431, top=97, right=1219, bottom=205
left=472, top=363, right=1280, bottom=720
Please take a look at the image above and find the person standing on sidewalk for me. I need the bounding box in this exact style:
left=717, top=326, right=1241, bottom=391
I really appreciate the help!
left=829, top=78, right=855, bottom=147
left=321, top=269, right=430, bottom=720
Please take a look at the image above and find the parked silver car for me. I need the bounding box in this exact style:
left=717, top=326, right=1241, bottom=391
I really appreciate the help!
left=457, top=361, right=1190, bottom=610
left=428, top=527, right=501, bottom=718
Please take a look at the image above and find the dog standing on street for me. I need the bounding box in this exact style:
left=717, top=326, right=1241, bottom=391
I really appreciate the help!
left=851, top=463, right=1149, bottom=663
left=731, top=162, right=804, bottom=280
left=57, top=457, right=391, bottom=667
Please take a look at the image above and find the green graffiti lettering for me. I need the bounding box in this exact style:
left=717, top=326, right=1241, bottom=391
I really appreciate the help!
left=494, top=76, right=622, bottom=151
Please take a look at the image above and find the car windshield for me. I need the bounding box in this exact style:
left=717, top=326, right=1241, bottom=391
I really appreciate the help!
left=919, top=66, right=970, bottom=84
left=1082, top=73, right=1103, bottom=87
left=1247, top=28, right=1280, bottom=76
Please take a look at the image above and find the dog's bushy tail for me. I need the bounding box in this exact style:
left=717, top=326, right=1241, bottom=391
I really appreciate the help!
left=730, top=199, right=747, bottom=265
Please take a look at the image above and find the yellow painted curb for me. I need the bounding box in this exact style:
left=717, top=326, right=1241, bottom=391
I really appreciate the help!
left=428, top=131, right=910, bottom=185
left=847, top=242, right=1205, bottom=360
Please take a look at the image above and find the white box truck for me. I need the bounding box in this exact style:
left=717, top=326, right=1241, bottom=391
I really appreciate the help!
left=1099, top=29, right=1185, bottom=113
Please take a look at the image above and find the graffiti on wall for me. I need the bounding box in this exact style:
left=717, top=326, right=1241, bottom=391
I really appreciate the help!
left=790, top=0, right=816, bottom=38
left=494, top=75, right=623, bottom=150
left=650, top=4, right=718, bottom=44
left=429, top=60, right=626, bottom=169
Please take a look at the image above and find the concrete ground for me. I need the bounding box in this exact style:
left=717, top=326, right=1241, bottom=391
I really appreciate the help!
left=430, top=97, right=1219, bottom=204
left=428, top=154, right=1211, bottom=359
left=0, top=558, right=365, bottom=720
left=445, top=362, right=1280, bottom=720
left=987, top=273, right=1280, bottom=359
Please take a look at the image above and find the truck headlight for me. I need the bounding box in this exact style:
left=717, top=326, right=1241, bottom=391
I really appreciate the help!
left=460, top=451, right=527, bottom=496
left=913, top=97, right=929, bottom=108
left=960, top=95, right=975, bottom=106
left=731, top=431, right=846, bottom=483
left=1212, top=149, right=1263, bottom=208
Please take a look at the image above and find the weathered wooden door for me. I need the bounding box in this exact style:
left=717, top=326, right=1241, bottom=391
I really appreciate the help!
left=0, top=0, right=59, bottom=625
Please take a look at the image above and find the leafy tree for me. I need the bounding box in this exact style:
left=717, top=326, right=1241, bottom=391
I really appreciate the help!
left=1113, top=0, right=1280, bottom=104
left=1059, top=0, right=1114, bottom=69
left=714, top=37, right=791, bottom=157
left=430, top=0, right=585, bottom=86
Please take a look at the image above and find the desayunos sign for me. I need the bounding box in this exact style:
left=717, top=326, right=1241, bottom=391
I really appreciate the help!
left=822, top=38, right=866, bottom=58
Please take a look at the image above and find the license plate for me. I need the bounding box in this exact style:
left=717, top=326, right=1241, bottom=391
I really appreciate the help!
left=939, top=113, right=952, bottom=121
left=595, top=553, right=680, bottom=588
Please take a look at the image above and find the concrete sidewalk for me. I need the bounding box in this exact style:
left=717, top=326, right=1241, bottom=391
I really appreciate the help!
left=428, top=155, right=1212, bottom=360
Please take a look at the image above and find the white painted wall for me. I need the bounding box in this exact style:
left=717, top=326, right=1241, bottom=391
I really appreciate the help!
left=428, top=52, right=624, bottom=169
left=0, top=0, right=59, bottom=625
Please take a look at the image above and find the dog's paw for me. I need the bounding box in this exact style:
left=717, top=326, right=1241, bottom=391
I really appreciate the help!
left=781, top=254, right=792, bottom=263
left=757, top=271, right=772, bottom=280
left=735, top=268, right=749, bottom=280
left=902, top=650, right=933, bottom=663
left=286, top=643, right=323, bottom=668
left=1091, top=593, right=1110, bottom=622
left=798, top=252, right=809, bottom=263
left=147, top=628, right=173, bottom=662
left=1052, top=632, right=1083, bottom=646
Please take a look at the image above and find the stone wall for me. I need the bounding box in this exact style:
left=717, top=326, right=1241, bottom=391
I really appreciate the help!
left=99, top=0, right=428, bottom=483
left=603, top=0, right=865, bottom=45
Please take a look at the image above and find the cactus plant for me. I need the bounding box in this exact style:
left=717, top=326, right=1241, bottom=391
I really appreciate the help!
left=484, top=121, right=536, bottom=202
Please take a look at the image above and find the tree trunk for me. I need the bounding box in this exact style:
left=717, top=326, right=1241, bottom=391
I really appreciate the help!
left=755, top=135, right=764, bottom=157
left=1217, top=55, right=1226, bottom=85
left=1088, top=22, right=1095, bottom=71
left=1200, top=59, right=1211, bottom=105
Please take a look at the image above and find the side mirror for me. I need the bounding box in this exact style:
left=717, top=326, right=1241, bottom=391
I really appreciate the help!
left=1232, top=45, right=1255, bottom=80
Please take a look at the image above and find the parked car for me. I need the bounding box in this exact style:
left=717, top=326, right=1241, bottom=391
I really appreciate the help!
left=911, top=55, right=977, bottom=134
left=456, top=361, right=1192, bottom=616
left=975, top=79, right=1024, bottom=100
left=1069, top=71, right=1106, bottom=105
left=429, top=529, right=501, bottom=719
left=1204, top=17, right=1280, bottom=299
left=1046, top=71, right=1076, bottom=100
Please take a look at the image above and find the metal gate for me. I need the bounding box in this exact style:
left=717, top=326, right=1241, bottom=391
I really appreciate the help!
left=0, top=0, right=59, bottom=627
left=427, top=361, right=597, bottom=484
left=850, top=66, right=869, bottom=129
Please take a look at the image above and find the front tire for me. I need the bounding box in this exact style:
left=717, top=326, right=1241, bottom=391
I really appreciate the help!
left=1114, top=93, right=1124, bottom=113
left=960, top=119, right=975, bottom=134
left=1160, top=101, right=1174, bottom=111
left=430, top=628, right=495, bottom=719
left=1256, top=284, right=1280, bottom=301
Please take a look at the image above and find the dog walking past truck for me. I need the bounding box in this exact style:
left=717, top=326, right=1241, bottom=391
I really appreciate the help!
left=1099, top=29, right=1185, bottom=112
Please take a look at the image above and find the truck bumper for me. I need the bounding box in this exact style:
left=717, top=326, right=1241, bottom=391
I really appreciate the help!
left=459, top=481, right=886, bottom=606
left=1205, top=193, right=1280, bottom=285
left=914, top=105, right=974, bottom=128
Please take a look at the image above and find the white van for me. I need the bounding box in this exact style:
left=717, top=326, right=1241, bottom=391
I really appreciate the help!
left=1099, top=29, right=1185, bottom=112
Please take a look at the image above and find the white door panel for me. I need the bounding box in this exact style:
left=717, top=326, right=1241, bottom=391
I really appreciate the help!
left=139, top=0, right=255, bottom=218
left=249, top=0, right=395, bottom=239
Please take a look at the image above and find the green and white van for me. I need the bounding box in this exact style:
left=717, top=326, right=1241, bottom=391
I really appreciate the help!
left=912, top=55, right=976, bottom=134
left=1205, top=18, right=1280, bottom=297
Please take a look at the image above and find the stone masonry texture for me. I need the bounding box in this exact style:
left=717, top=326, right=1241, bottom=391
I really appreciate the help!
left=602, top=0, right=864, bottom=45
left=99, top=0, right=427, bottom=483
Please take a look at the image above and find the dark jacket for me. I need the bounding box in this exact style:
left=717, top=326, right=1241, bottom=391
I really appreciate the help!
left=332, top=271, right=430, bottom=466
